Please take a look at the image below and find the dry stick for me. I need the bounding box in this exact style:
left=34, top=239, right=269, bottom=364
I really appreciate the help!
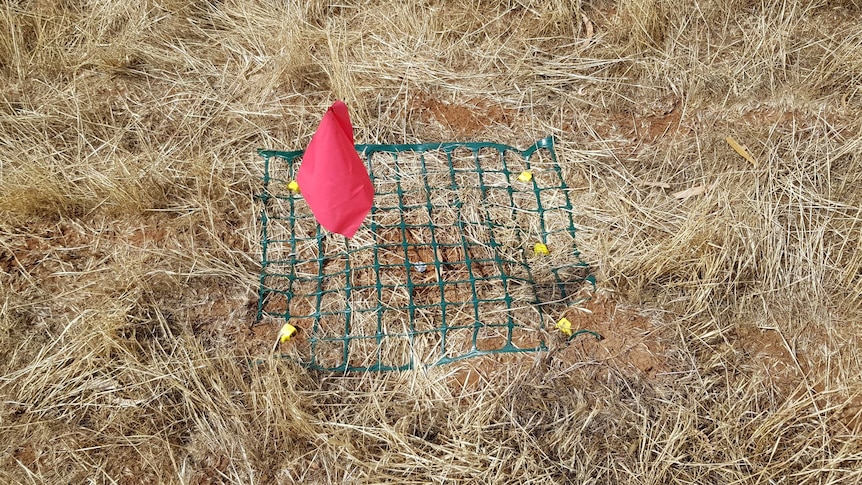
left=726, top=136, right=758, bottom=166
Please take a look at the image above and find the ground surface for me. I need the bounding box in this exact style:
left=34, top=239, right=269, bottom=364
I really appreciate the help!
left=1, top=0, right=862, bottom=483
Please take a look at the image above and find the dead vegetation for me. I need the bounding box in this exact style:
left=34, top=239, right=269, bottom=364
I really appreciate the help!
left=1, top=0, right=861, bottom=483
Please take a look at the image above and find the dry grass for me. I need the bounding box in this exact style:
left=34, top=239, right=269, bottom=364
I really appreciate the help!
left=1, top=0, right=861, bottom=483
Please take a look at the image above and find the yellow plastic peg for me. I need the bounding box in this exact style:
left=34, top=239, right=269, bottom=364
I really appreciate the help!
left=278, top=323, right=297, bottom=342
left=518, top=171, right=533, bottom=182
left=533, top=242, right=549, bottom=256
left=555, top=317, right=573, bottom=337
left=287, top=180, right=300, bottom=193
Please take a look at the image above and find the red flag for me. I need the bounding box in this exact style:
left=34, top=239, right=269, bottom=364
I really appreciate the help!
left=296, top=101, right=373, bottom=238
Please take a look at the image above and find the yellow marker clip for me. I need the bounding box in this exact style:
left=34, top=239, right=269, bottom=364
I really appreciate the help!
left=518, top=171, right=533, bottom=182
left=287, top=180, right=300, bottom=193
left=533, top=242, right=549, bottom=255
left=556, top=317, right=573, bottom=337
left=278, top=323, right=297, bottom=343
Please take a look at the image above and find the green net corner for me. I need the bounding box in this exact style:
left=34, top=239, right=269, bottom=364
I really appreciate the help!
left=256, top=136, right=598, bottom=372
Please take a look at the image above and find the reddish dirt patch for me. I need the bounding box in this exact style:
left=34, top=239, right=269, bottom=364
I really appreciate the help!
left=731, top=324, right=862, bottom=431
left=409, top=93, right=515, bottom=137
left=190, top=283, right=265, bottom=355
left=735, top=325, right=800, bottom=387
left=448, top=355, right=509, bottom=396
left=556, top=297, right=667, bottom=378
left=645, top=106, right=685, bottom=140
left=128, top=222, right=170, bottom=247
left=575, top=101, right=690, bottom=150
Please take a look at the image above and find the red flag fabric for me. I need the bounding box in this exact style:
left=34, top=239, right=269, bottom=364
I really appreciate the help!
left=296, top=101, right=373, bottom=238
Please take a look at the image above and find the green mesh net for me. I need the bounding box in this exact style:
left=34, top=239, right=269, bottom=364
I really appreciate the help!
left=256, top=136, right=599, bottom=372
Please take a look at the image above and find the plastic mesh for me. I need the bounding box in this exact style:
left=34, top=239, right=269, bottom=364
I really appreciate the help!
left=256, top=136, right=598, bottom=371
